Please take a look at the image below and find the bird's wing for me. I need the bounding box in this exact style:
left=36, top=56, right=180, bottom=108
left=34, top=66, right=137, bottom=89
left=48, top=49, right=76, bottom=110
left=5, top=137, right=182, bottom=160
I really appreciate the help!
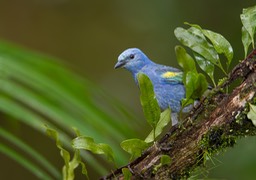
left=155, top=65, right=183, bottom=84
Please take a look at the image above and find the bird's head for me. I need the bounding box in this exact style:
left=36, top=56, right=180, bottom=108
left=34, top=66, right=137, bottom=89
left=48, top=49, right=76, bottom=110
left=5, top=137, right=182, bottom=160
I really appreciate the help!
left=114, top=48, right=151, bottom=74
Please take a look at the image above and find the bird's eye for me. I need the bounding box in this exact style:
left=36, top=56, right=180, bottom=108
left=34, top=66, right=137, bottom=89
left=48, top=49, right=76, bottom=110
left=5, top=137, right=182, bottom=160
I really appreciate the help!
left=129, top=54, right=135, bottom=59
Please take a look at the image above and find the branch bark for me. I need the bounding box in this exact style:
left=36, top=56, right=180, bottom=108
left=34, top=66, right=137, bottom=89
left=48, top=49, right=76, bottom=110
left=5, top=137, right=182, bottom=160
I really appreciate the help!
left=102, top=49, right=256, bottom=180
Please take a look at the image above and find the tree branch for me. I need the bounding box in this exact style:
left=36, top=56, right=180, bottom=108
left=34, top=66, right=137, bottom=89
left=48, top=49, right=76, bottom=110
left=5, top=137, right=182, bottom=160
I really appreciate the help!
left=102, top=49, right=256, bottom=180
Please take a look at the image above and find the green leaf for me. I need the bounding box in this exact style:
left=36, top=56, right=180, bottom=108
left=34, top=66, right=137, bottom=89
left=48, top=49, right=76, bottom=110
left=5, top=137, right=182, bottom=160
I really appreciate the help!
left=122, top=168, right=132, bottom=180
left=175, top=45, right=197, bottom=78
left=160, top=155, right=172, bottom=165
left=202, top=29, right=233, bottom=69
left=185, top=22, right=233, bottom=70
left=242, top=26, right=252, bottom=58
left=193, top=52, right=215, bottom=86
left=175, top=45, right=208, bottom=108
left=182, top=72, right=208, bottom=107
left=145, top=108, right=171, bottom=143
left=181, top=98, right=194, bottom=108
left=194, top=73, right=209, bottom=98
left=72, top=136, right=115, bottom=163
left=65, top=150, right=89, bottom=180
left=153, top=155, right=172, bottom=173
left=185, top=71, right=199, bottom=99
left=120, top=139, right=149, bottom=160
left=45, top=126, right=73, bottom=179
left=79, top=159, right=89, bottom=179
left=217, top=77, right=228, bottom=87
left=46, top=127, right=89, bottom=180
left=137, top=73, right=161, bottom=129
left=240, top=5, right=256, bottom=49
left=174, top=27, right=216, bottom=85
left=174, top=26, right=219, bottom=65
left=247, top=103, right=256, bottom=126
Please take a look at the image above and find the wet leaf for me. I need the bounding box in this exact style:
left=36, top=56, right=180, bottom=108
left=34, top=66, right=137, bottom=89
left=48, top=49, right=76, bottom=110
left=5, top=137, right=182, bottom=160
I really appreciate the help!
left=145, top=108, right=171, bottom=143
left=122, top=168, right=132, bottom=180
left=242, top=26, right=251, bottom=57
left=160, top=155, right=172, bottom=165
left=174, top=26, right=219, bottom=65
left=182, top=71, right=208, bottom=107
left=174, top=27, right=216, bottom=84
left=202, top=29, right=233, bottom=69
left=46, top=127, right=71, bottom=179
left=120, top=139, right=149, bottom=160
left=185, top=22, right=233, bottom=70
left=46, top=126, right=89, bottom=179
left=72, top=136, right=114, bottom=163
left=153, top=155, right=172, bottom=173
left=175, top=45, right=196, bottom=81
left=240, top=5, right=256, bottom=49
left=137, top=73, right=161, bottom=129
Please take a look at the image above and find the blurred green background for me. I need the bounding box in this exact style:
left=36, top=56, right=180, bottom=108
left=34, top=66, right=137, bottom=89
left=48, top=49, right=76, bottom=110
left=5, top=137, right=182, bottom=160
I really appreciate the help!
left=0, top=0, right=256, bottom=179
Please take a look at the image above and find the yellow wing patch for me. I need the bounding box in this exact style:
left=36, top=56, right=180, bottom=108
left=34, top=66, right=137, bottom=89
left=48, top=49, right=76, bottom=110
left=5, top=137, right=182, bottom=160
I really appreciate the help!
left=162, top=72, right=180, bottom=78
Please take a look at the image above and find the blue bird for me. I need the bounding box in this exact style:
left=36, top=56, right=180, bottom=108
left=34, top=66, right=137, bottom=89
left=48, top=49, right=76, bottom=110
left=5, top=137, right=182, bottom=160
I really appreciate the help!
left=114, top=48, right=188, bottom=125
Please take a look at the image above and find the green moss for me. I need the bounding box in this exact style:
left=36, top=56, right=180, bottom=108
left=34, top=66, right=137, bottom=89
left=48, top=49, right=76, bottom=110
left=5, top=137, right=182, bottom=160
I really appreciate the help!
left=217, top=77, right=228, bottom=87
left=169, top=170, right=190, bottom=180
left=171, top=98, right=256, bottom=179
left=199, top=101, right=256, bottom=154
left=191, top=101, right=256, bottom=179
left=252, top=97, right=256, bottom=104
left=198, top=127, right=236, bottom=166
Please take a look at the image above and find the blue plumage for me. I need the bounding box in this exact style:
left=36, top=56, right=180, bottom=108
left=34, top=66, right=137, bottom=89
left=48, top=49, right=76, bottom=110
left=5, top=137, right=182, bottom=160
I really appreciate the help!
left=115, top=48, right=187, bottom=124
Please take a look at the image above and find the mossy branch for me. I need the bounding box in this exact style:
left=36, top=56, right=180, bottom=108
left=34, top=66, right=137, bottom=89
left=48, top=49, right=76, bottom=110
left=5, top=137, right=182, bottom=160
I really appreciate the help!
left=102, top=49, right=256, bottom=180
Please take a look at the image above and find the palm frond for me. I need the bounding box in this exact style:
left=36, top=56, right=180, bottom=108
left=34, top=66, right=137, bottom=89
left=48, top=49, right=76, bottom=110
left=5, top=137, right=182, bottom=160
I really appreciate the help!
left=0, top=40, right=140, bottom=178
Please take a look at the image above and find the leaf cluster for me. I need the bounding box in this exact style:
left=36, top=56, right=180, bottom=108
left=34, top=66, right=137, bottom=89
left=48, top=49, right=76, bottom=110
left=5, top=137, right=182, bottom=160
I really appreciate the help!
left=174, top=23, right=233, bottom=107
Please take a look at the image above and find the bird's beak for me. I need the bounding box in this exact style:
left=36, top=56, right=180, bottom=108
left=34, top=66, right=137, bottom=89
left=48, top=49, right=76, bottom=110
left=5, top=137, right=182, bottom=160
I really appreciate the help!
left=114, top=60, right=126, bottom=69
